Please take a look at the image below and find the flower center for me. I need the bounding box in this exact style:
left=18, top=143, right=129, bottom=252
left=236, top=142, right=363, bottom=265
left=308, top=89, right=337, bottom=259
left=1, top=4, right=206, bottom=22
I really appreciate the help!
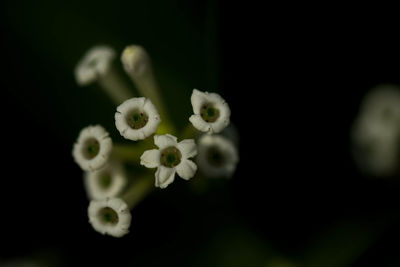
left=160, top=146, right=182, bottom=168
left=200, top=103, right=220, bottom=123
left=98, top=171, right=112, bottom=189
left=87, top=58, right=98, bottom=68
left=126, top=109, right=149, bottom=129
left=99, top=207, right=119, bottom=225
left=206, top=146, right=225, bottom=167
left=82, top=138, right=100, bottom=159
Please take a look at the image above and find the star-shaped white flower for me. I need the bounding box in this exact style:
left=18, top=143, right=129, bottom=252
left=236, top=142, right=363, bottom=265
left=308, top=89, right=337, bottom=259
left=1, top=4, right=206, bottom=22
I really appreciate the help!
left=115, top=97, right=161, bottom=141
left=88, top=197, right=132, bottom=238
left=84, top=161, right=127, bottom=200
left=72, top=125, right=113, bottom=172
left=189, top=89, right=231, bottom=134
left=140, top=134, right=197, bottom=189
left=74, top=45, right=116, bottom=86
left=197, top=134, right=239, bottom=178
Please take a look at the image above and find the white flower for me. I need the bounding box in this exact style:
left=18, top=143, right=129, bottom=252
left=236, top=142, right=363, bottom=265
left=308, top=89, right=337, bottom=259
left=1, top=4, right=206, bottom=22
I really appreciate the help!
left=189, top=89, right=231, bottom=134
left=197, top=134, right=239, bottom=178
left=88, top=197, right=132, bottom=238
left=121, top=45, right=150, bottom=78
left=140, top=134, right=197, bottom=189
left=115, top=97, right=161, bottom=141
left=74, top=45, right=116, bottom=86
left=72, top=125, right=113, bottom=171
left=84, top=161, right=127, bottom=200
left=351, top=84, right=400, bottom=177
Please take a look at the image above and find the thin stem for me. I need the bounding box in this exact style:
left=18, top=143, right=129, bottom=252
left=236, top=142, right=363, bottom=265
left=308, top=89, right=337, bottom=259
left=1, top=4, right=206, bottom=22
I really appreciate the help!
left=98, top=67, right=134, bottom=105
left=121, top=174, right=154, bottom=209
left=112, top=144, right=146, bottom=163
left=130, top=70, right=176, bottom=134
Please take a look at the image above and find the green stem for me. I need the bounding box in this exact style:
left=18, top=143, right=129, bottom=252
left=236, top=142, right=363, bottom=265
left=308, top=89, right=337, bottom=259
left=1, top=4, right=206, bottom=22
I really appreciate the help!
left=121, top=174, right=154, bottom=209
left=112, top=144, right=146, bottom=163
left=124, top=51, right=176, bottom=135
left=180, top=123, right=201, bottom=140
left=98, top=67, right=134, bottom=105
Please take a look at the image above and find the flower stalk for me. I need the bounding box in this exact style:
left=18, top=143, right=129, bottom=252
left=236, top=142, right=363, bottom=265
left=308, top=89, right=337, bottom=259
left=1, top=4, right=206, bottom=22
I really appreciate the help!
left=121, top=174, right=155, bottom=209
left=97, top=67, right=134, bottom=105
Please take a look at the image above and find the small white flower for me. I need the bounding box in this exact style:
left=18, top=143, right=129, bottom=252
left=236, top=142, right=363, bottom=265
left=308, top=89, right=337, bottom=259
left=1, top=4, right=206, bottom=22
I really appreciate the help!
left=351, top=84, right=400, bottom=177
left=88, top=197, right=132, bottom=237
left=189, top=89, right=231, bottom=134
left=115, top=97, right=161, bottom=141
left=140, top=134, right=197, bottom=189
left=197, top=134, right=239, bottom=178
left=72, top=125, right=113, bottom=172
left=84, top=161, right=127, bottom=200
left=121, top=45, right=150, bottom=78
left=74, top=45, right=116, bottom=86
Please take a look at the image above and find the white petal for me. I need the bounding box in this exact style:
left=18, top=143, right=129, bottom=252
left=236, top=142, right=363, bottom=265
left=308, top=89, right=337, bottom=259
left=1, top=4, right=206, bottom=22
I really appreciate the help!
left=155, top=166, right=176, bottom=189
left=177, top=139, right=197, bottom=159
left=196, top=134, right=239, bottom=178
left=140, top=149, right=161, bottom=168
left=143, top=98, right=159, bottom=117
left=154, top=134, right=178, bottom=149
left=72, top=125, right=113, bottom=172
left=189, top=114, right=211, bottom=133
left=191, top=89, right=208, bottom=114
left=211, top=101, right=231, bottom=133
left=176, top=159, right=197, bottom=180
left=75, top=46, right=116, bottom=86
left=84, top=161, right=127, bottom=200
left=88, top=198, right=132, bottom=238
left=116, top=97, right=145, bottom=114
left=141, top=114, right=161, bottom=137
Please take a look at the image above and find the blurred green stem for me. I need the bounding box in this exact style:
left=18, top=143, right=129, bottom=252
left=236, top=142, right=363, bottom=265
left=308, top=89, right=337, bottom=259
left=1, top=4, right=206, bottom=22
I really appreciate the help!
left=98, top=67, right=134, bottom=105
left=122, top=173, right=154, bottom=209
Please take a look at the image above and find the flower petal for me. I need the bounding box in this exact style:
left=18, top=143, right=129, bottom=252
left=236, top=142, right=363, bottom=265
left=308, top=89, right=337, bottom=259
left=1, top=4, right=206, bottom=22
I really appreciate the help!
left=155, top=166, right=176, bottom=189
left=176, top=159, right=197, bottom=180
left=189, top=114, right=212, bottom=133
left=154, top=134, right=178, bottom=149
left=140, top=149, right=161, bottom=168
left=177, top=139, right=197, bottom=159
left=191, top=89, right=208, bottom=114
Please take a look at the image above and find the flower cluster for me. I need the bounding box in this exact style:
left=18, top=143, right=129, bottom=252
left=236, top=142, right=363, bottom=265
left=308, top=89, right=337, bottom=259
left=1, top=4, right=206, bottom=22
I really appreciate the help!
left=72, top=44, right=239, bottom=237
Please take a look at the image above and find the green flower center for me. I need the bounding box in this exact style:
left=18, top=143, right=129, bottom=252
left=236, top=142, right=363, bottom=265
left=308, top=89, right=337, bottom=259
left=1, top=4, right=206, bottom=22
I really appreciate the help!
left=82, top=138, right=100, bottom=159
left=126, top=109, right=148, bottom=129
left=98, top=171, right=112, bottom=189
left=99, top=207, right=119, bottom=225
left=200, top=103, right=220, bottom=123
left=87, top=58, right=98, bottom=68
left=160, top=146, right=182, bottom=168
left=206, top=146, right=225, bottom=167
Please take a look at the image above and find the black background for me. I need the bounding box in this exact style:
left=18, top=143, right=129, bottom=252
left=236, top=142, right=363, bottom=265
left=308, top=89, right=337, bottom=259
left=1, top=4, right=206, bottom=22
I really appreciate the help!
left=2, top=1, right=400, bottom=266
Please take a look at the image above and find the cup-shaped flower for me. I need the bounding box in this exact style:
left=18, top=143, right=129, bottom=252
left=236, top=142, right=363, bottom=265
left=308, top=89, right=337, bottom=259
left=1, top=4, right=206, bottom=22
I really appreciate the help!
left=140, top=134, right=197, bottom=188
left=121, top=45, right=150, bottom=78
left=74, top=45, right=116, bottom=86
left=189, top=89, right=231, bottom=134
left=72, top=125, right=113, bottom=172
left=84, top=161, right=127, bottom=200
left=115, top=97, right=161, bottom=141
left=351, top=84, right=400, bottom=177
left=197, top=134, right=239, bottom=178
left=88, top=197, right=132, bottom=237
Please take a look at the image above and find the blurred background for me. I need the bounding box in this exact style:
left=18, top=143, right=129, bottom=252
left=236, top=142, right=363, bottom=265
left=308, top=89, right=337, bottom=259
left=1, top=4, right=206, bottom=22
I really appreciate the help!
left=2, top=1, right=400, bottom=266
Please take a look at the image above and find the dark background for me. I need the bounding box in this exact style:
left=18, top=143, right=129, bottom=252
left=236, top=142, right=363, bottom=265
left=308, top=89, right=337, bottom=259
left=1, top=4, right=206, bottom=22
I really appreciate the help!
left=2, top=1, right=400, bottom=266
